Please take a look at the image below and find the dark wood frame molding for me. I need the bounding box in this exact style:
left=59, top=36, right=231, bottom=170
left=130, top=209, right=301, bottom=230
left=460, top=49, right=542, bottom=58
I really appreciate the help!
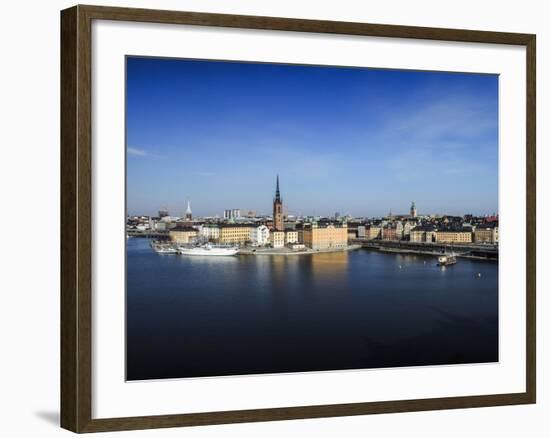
left=61, top=4, right=536, bottom=433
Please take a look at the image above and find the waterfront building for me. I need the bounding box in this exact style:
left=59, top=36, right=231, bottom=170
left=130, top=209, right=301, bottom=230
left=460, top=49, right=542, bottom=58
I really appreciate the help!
left=251, top=225, right=270, bottom=246
left=285, top=230, right=299, bottom=245
left=185, top=200, right=192, bottom=221
left=301, top=222, right=348, bottom=250
left=410, top=201, right=417, bottom=218
left=410, top=225, right=436, bottom=242
left=199, top=224, right=220, bottom=241
left=395, top=221, right=404, bottom=239
left=346, top=222, right=361, bottom=239
left=474, top=223, right=499, bottom=244
left=403, top=221, right=416, bottom=238
left=435, top=227, right=473, bottom=244
left=365, top=225, right=381, bottom=240
left=219, top=224, right=252, bottom=244
left=271, top=230, right=285, bottom=248
left=273, top=175, right=284, bottom=231
left=357, top=225, right=366, bottom=238
left=169, top=226, right=198, bottom=244
left=410, top=228, right=423, bottom=242
left=381, top=224, right=400, bottom=241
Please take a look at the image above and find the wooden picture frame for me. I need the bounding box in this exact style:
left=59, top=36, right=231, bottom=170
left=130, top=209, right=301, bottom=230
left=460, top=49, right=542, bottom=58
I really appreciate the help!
left=61, top=4, right=536, bottom=433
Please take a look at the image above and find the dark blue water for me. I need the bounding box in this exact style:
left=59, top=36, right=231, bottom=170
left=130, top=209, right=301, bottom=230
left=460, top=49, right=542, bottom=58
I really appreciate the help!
left=126, top=238, right=498, bottom=380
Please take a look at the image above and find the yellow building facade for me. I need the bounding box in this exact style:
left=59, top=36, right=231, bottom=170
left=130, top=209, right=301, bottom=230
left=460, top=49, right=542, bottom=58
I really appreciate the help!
left=271, top=231, right=285, bottom=248
left=285, top=230, right=299, bottom=244
left=169, top=227, right=198, bottom=244
left=435, top=230, right=472, bottom=244
left=410, top=229, right=424, bottom=242
left=410, top=226, right=436, bottom=243
left=366, top=226, right=381, bottom=240
left=474, top=226, right=498, bottom=244
left=302, top=223, right=348, bottom=250
left=219, top=225, right=253, bottom=244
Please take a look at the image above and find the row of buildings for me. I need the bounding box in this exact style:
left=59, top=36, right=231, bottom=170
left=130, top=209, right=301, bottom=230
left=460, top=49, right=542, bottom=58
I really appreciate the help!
left=166, top=177, right=348, bottom=250
left=356, top=220, right=498, bottom=244
left=410, top=223, right=498, bottom=244
left=129, top=177, right=498, bottom=248
left=169, top=220, right=348, bottom=250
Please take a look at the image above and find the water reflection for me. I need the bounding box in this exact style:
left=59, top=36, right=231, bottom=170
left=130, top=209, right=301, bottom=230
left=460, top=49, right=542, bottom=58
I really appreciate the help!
left=126, top=238, right=498, bottom=380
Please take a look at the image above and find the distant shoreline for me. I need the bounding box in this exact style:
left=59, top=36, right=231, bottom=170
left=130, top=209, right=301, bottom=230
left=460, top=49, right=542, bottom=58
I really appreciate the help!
left=239, top=244, right=362, bottom=256
left=361, top=244, right=498, bottom=262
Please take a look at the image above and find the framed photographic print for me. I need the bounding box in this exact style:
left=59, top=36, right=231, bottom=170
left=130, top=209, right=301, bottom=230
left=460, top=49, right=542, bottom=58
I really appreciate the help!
left=60, top=4, right=536, bottom=433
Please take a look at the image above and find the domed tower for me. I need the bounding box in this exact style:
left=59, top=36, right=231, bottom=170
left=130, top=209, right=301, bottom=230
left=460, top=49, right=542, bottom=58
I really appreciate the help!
left=410, top=201, right=417, bottom=218
left=273, top=175, right=283, bottom=231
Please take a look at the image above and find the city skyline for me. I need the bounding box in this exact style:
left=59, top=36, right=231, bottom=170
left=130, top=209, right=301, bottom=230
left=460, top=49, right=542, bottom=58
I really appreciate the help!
left=127, top=57, right=499, bottom=217
left=128, top=186, right=497, bottom=220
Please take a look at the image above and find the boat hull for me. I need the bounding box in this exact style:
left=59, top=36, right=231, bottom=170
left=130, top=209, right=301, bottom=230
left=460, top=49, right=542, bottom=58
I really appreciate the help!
left=179, top=247, right=239, bottom=256
left=156, top=249, right=178, bottom=254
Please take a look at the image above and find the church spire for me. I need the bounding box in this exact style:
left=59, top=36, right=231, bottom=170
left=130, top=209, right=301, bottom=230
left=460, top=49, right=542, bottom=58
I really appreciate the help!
left=185, top=200, right=192, bottom=220
left=275, top=174, right=281, bottom=202
left=273, top=174, right=283, bottom=231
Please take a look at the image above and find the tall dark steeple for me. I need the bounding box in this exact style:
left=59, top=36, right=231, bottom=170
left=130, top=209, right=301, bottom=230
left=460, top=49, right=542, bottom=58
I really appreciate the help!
left=273, top=174, right=284, bottom=231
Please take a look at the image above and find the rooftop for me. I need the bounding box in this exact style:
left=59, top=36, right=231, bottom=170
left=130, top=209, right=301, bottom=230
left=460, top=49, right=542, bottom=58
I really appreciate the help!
left=170, top=226, right=197, bottom=232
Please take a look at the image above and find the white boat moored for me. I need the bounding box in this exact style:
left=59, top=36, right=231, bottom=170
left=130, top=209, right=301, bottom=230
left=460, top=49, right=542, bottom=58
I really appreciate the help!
left=178, top=244, right=239, bottom=256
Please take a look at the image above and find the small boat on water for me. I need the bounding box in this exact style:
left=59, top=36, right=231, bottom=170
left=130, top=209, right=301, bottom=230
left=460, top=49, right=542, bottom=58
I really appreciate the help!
left=178, top=243, right=239, bottom=256
left=151, top=241, right=178, bottom=254
left=155, top=247, right=178, bottom=254
left=438, top=253, right=457, bottom=266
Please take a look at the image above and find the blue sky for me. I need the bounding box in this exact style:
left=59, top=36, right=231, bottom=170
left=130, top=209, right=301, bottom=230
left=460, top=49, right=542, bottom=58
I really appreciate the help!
left=126, top=57, right=498, bottom=218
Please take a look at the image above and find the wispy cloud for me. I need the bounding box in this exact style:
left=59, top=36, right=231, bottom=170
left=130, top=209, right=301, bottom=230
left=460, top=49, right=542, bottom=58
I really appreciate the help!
left=386, top=146, right=491, bottom=182
left=369, top=92, right=498, bottom=182
left=128, top=147, right=148, bottom=156
left=390, top=99, right=496, bottom=143
left=195, top=171, right=215, bottom=177
left=127, top=147, right=163, bottom=158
